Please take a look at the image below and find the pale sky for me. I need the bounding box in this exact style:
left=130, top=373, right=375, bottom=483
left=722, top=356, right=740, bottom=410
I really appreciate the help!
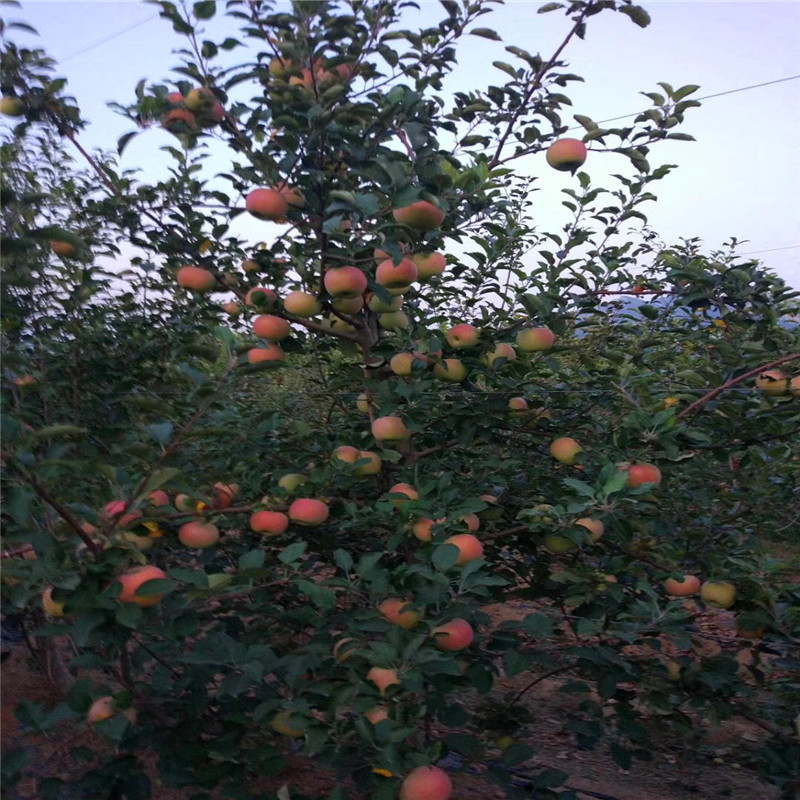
left=5, top=1, right=800, bottom=288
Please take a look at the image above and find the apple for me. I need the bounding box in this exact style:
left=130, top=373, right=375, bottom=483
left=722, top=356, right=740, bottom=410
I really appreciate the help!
left=333, top=637, right=358, bottom=662
left=700, top=580, right=737, bottom=609
left=247, top=345, right=285, bottom=365
left=664, top=574, right=701, bottom=596
left=179, top=521, right=219, bottom=549
left=372, top=416, right=410, bottom=443
left=104, top=499, right=128, bottom=518
left=367, top=666, right=401, bottom=694
left=516, top=327, right=555, bottom=352
left=376, top=258, right=418, bottom=291
left=253, top=314, right=291, bottom=341
left=508, top=397, right=529, bottom=419
left=0, top=96, right=25, bottom=116
left=665, top=661, right=682, bottom=682
left=459, top=513, right=480, bottom=532
left=549, top=437, right=582, bottom=465
left=433, top=618, right=474, bottom=651
left=399, top=765, right=452, bottom=800
left=390, top=352, right=426, bottom=376
left=161, top=108, right=197, bottom=133
left=544, top=534, right=578, bottom=554
left=50, top=240, right=78, bottom=258
left=755, top=369, right=789, bottom=396
left=790, top=375, right=800, bottom=397
left=354, top=450, right=381, bottom=477
left=545, top=138, right=587, bottom=172
left=478, top=494, right=502, bottom=521
left=393, top=201, right=445, bottom=231
left=147, top=490, right=170, bottom=507
left=223, top=302, right=241, bottom=317
left=213, top=482, right=240, bottom=507
left=374, top=243, right=407, bottom=264
left=324, top=266, right=367, bottom=298
left=388, top=483, right=419, bottom=508
left=275, top=181, right=305, bottom=209
left=288, top=498, right=329, bottom=526
left=184, top=87, right=216, bottom=111
left=411, top=251, right=446, bottom=280
left=283, top=290, right=321, bottom=317
left=483, top=343, right=516, bottom=367
left=242, top=259, right=261, bottom=273
left=271, top=710, right=304, bottom=738
left=446, top=323, right=479, bottom=349
left=378, top=310, right=410, bottom=330
left=246, top=188, right=289, bottom=221
left=278, top=473, right=306, bottom=493
left=176, top=266, right=215, bottom=291
left=174, top=494, right=194, bottom=512
left=433, top=358, right=467, bottom=383
left=250, top=510, right=289, bottom=536
left=245, top=287, right=278, bottom=308
left=379, top=598, right=421, bottom=629
left=333, top=445, right=360, bottom=464
left=364, top=706, right=389, bottom=724
left=87, top=696, right=137, bottom=725
left=166, top=91, right=185, bottom=106
left=116, top=565, right=168, bottom=607
left=356, top=393, right=373, bottom=414
left=444, top=533, right=484, bottom=565
left=575, top=517, right=604, bottom=542
left=412, top=518, right=442, bottom=542
left=331, top=295, right=364, bottom=314
left=367, top=292, right=403, bottom=313
left=625, top=463, right=662, bottom=488
left=42, top=586, right=65, bottom=617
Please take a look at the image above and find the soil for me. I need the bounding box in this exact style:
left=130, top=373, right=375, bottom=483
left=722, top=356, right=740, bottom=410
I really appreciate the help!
left=1, top=598, right=782, bottom=800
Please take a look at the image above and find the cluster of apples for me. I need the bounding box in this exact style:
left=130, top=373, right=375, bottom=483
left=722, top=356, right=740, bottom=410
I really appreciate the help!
left=160, top=87, right=225, bottom=134
left=755, top=369, right=800, bottom=397
left=265, top=49, right=358, bottom=102
left=663, top=574, right=738, bottom=610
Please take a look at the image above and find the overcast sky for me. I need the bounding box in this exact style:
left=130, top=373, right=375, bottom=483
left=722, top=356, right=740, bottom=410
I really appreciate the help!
left=5, top=1, right=800, bottom=288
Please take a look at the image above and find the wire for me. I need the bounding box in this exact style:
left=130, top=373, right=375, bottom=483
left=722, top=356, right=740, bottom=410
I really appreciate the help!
left=59, top=15, right=160, bottom=64
left=568, top=74, right=800, bottom=131
left=736, top=245, right=800, bottom=256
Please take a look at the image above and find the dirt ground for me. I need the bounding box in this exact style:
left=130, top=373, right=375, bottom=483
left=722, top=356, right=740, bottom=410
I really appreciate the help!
left=1, top=599, right=782, bottom=800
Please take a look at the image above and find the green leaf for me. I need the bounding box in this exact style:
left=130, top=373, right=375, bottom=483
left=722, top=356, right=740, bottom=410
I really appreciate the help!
left=537, top=2, right=564, bottom=12
left=145, top=421, right=173, bottom=445
left=334, top=549, right=353, bottom=573
left=469, top=27, right=501, bottom=40
left=143, top=467, right=180, bottom=493
left=193, top=1, right=216, bottom=19
left=492, top=61, right=518, bottom=79
left=673, top=84, right=700, bottom=101
left=239, top=549, right=266, bottom=570
left=432, top=543, right=460, bottom=571
left=619, top=5, right=651, bottom=27
left=31, top=425, right=87, bottom=441
left=279, top=541, right=307, bottom=565
left=502, top=742, right=535, bottom=766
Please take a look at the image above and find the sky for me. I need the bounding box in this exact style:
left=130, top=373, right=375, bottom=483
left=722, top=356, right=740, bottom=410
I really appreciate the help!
left=4, top=0, right=800, bottom=288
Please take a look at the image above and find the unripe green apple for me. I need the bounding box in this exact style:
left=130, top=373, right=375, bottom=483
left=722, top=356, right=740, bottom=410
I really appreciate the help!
left=544, top=534, right=578, bottom=554
left=378, top=311, right=410, bottom=331
left=433, top=358, right=467, bottom=383
left=0, top=96, right=25, bottom=116
left=283, top=291, right=322, bottom=318
left=278, top=473, right=306, bottom=493
left=700, top=580, right=736, bottom=609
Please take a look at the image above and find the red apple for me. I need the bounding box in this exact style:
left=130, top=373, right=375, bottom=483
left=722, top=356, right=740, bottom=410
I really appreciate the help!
left=245, top=287, right=278, bottom=307
left=379, top=598, right=421, bottom=629
left=444, top=534, right=483, bottom=565
left=433, top=618, right=474, bottom=651
left=388, top=483, right=419, bottom=508
left=177, top=266, right=216, bottom=292
left=549, top=437, right=582, bottom=465
left=372, top=416, right=410, bottom=443
left=367, top=666, right=401, bottom=694
left=399, top=765, right=452, bottom=800
left=324, top=266, right=367, bottom=299
left=250, top=510, right=289, bottom=536
left=178, top=521, right=219, bottom=549
left=116, top=565, right=168, bottom=607
left=625, top=463, right=662, bottom=488
left=664, top=574, right=701, bottom=596
left=393, top=201, right=445, bottom=231
left=247, top=344, right=285, bottom=365
left=288, top=498, right=329, bottom=526
left=253, top=314, right=291, bottom=341
left=545, top=138, right=587, bottom=172
left=375, top=258, right=418, bottom=291
left=246, top=188, right=289, bottom=221
left=446, top=323, right=479, bottom=349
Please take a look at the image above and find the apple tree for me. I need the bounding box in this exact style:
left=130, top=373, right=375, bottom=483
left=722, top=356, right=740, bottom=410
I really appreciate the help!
left=2, top=1, right=799, bottom=799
